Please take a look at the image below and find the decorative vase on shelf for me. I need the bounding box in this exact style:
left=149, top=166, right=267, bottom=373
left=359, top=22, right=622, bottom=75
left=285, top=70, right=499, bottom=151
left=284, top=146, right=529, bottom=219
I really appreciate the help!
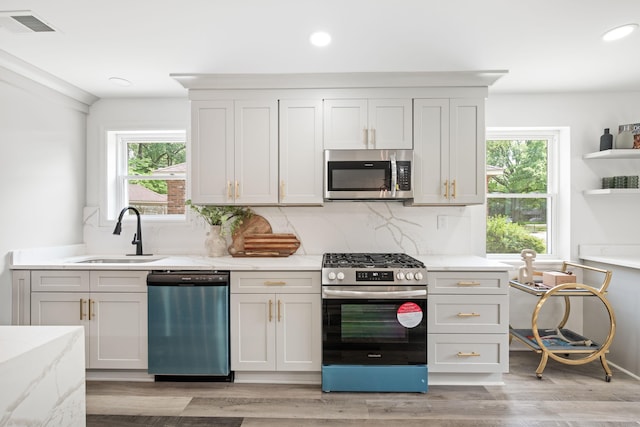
left=599, top=128, right=613, bottom=151
left=616, top=125, right=634, bottom=149
left=205, top=225, right=227, bottom=257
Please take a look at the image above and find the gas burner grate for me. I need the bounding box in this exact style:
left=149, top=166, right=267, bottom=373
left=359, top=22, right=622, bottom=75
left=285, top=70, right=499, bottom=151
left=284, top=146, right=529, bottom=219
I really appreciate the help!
left=323, top=253, right=425, bottom=269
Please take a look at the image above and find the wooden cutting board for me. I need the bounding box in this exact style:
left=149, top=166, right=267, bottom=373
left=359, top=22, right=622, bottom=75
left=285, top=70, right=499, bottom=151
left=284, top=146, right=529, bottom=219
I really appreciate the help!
left=243, top=234, right=300, bottom=256
left=228, top=215, right=272, bottom=256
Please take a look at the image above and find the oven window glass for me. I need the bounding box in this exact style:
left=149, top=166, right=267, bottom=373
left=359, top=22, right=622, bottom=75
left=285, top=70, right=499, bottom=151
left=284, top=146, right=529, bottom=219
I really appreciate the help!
left=341, top=303, right=408, bottom=342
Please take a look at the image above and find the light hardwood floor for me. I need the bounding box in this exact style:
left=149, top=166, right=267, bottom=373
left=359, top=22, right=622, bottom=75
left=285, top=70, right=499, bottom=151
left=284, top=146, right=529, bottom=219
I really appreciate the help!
left=86, top=351, right=640, bottom=426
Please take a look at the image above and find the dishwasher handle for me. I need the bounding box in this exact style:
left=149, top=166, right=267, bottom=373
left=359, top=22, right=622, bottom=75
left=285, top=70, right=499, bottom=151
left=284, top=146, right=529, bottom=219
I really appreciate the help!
left=146, top=271, right=230, bottom=286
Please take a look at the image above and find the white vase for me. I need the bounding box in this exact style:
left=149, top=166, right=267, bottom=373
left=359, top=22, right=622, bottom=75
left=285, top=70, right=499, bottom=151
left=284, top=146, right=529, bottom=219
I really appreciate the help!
left=205, top=225, right=227, bottom=257
left=616, top=125, right=634, bottom=149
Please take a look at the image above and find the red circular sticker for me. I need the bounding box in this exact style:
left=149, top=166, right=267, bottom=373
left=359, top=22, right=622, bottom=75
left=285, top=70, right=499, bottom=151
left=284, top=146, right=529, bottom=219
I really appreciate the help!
left=397, top=302, right=423, bottom=328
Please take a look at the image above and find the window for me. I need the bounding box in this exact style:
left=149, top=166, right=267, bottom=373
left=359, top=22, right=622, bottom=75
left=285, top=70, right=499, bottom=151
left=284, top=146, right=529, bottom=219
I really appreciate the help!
left=107, top=130, right=186, bottom=220
left=486, top=129, right=560, bottom=257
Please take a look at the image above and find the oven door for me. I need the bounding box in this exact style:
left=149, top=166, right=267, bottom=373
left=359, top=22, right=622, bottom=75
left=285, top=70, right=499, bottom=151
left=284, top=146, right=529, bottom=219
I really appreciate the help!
left=322, top=286, right=427, bottom=365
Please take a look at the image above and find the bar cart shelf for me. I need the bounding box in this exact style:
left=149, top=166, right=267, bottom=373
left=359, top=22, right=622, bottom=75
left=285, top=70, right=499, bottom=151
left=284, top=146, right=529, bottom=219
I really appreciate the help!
left=509, top=262, right=615, bottom=382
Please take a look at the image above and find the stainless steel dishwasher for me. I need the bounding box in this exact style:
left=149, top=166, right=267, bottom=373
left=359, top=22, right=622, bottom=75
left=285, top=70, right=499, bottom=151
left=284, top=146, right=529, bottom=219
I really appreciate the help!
left=147, top=270, right=231, bottom=380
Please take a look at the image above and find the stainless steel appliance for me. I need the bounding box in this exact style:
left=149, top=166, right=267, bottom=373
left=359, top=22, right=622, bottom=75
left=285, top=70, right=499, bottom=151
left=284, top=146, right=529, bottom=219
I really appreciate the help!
left=147, top=270, right=232, bottom=380
left=321, top=253, right=428, bottom=392
left=324, top=149, right=413, bottom=200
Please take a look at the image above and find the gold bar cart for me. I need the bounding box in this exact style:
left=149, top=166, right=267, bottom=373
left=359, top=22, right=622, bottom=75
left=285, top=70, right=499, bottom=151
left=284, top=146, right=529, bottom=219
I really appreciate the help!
left=509, top=262, right=615, bottom=382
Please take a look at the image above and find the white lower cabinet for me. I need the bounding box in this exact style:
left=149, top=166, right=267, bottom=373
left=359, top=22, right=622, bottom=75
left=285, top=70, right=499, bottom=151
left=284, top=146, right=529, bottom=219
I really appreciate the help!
left=231, top=271, right=321, bottom=372
left=427, top=270, right=509, bottom=374
left=30, top=270, right=148, bottom=370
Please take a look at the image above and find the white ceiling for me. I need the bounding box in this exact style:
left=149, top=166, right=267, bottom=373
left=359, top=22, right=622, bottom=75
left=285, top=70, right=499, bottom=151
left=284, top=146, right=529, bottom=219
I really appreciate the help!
left=1, top=0, right=639, bottom=100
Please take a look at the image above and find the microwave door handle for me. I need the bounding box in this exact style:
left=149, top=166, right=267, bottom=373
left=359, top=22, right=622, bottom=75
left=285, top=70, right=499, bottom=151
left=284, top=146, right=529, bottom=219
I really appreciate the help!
left=322, top=288, right=427, bottom=299
left=390, top=153, right=397, bottom=197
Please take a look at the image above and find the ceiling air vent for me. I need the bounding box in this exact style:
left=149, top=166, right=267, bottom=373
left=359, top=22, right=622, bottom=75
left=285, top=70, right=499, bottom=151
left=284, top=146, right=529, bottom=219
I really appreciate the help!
left=0, top=10, right=57, bottom=33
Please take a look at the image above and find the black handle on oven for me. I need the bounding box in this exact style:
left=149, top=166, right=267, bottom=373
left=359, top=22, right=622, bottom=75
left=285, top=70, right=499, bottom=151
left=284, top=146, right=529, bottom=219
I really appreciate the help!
left=322, top=287, right=427, bottom=299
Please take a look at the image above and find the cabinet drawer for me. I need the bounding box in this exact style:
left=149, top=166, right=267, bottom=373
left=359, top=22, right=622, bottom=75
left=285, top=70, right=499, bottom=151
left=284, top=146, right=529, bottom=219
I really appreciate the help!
left=90, top=271, right=148, bottom=292
left=31, top=271, right=90, bottom=292
left=232, top=271, right=321, bottom=293
left=428, top=271, right=508, bottom=294
left=428, top=295, right=508, bottom=334
left=427, top=333, right=508, bottom=373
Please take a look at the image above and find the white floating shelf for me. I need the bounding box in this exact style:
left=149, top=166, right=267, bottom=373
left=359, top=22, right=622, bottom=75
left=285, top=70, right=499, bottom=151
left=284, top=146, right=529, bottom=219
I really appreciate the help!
left=584, top=188, right=640, bottom=195
left=583, top=149, right=640, bottom=160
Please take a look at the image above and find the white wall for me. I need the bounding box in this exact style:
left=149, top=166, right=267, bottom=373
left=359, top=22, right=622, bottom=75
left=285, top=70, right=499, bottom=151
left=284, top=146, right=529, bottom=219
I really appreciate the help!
left=487, top=91, right=640, bottom=261
left=0, top=77, right=86, bottom=325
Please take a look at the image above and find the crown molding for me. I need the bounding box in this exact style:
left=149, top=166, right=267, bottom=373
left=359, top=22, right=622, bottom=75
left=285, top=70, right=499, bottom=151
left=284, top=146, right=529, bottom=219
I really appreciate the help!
left=171, top=70, right=508, bottom=91
left=0, top=49, right=98, bottom=111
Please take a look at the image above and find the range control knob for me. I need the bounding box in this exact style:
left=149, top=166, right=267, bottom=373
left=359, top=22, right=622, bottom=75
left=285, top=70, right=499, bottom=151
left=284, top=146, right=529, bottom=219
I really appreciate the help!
left=328, top=272, right=336, bottom=280
left=415, top=272, right=424, bottom=281
left=406, top=272, right=414, bottom=280
left=336, top=272, right=345, bottom=281
left=396, top=272, right=405, bottom=280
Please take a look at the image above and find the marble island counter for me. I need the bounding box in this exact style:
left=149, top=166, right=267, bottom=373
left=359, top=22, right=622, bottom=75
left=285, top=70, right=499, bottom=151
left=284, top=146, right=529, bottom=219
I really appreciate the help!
left=0, top=326, right=86, bottom=426
left=10, top=245, right=511, bottom=272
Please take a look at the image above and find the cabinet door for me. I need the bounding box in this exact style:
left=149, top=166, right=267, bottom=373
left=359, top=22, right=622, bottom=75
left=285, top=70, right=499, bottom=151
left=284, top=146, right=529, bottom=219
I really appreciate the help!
left=231, top=293, right=276, bottom=371
left=413, top=99, right=449, bottom=204
left=31, top=292, right=90, bottom=357
left=449, top=98, right=485, bottom=204
left=234, top=100, right=279, bottom=204
left=368, top=99, right=412, bottom=149
left=276, top=293, right=321, bottom=371
left=190, top=100, right=234, bottom=204
left=323, top=99, right=368, bottom=149
left=279, top=99, right=323, bottom=204
left=88, top=292, right=148, bottom=369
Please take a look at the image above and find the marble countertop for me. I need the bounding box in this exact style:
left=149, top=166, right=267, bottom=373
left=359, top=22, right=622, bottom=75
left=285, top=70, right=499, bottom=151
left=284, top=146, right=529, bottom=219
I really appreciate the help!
left=10, top=245, right=511, bottom=272
left=579, top=244, right=640, bottom=270
left=0, top=325, right=84, bottom=364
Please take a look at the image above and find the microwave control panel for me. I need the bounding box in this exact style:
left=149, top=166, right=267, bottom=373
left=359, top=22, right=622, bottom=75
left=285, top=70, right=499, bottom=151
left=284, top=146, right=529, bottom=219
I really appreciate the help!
left=397, top=162, right=411, bottom=191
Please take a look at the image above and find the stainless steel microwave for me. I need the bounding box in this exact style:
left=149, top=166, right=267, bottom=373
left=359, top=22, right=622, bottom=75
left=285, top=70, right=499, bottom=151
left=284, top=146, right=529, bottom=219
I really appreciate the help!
left=324, top=149, right=413, bottom=200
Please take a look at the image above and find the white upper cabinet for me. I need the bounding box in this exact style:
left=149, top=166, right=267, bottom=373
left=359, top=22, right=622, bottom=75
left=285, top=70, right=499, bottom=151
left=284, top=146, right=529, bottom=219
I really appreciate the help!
left=413, top=98, right=485, bottom=205
left=323, top=99, right=412, bottom=149
left=279, top=100, right=323, bottom=204
left=190, top=99, right=278, bottom=205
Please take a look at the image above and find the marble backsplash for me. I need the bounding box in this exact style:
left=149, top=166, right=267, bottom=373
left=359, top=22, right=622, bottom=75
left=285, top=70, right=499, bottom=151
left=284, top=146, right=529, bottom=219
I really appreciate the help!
left=83, top=202, right=486, bottom=256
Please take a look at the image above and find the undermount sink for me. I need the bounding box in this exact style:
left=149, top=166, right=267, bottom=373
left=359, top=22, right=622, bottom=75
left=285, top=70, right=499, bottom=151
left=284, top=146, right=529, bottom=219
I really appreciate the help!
left=75, top=257, right=165, bottom=264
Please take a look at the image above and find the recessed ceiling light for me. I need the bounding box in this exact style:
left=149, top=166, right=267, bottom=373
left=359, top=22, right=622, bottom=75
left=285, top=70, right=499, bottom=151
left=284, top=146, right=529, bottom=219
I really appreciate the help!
left=109, top=77, right=132, bottom=87
left=602, top=23, right=638, bottom=41
left=309, top=31, right=331, bottom=47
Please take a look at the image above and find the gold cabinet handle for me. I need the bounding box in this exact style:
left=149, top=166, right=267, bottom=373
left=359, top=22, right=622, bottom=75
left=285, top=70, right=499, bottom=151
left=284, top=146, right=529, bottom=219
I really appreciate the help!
left=264, top=281, right=286, bottom=286
left=227, top=181, right=232, bottom=200
left=277, top=299, right=282, bottom=322
left=280, top=180, right=285, bottom=200
left=268, top=299, right=273, bottom=322
left=457, top=281, right=481, bottom=287
left=362, top=128, right=368, bottom=147
left=80, top=298, right=86, bottom=320
left=457, top=352, right=481, bottom=357
left=451, top=179, right=457, bottom=199
left=443, top=180, right=449, bottom=199
left=90, top=299, right=95, bottom=320
left=457, top=312, right=481, bottom=317
left=370, top=128, right=376, bottom=148
left=235, top=181, right=240, bottom=199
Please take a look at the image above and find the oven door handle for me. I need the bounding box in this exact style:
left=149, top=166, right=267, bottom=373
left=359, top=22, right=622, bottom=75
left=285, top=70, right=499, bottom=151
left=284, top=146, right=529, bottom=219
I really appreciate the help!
left=322, top=288, right=427, bottom=299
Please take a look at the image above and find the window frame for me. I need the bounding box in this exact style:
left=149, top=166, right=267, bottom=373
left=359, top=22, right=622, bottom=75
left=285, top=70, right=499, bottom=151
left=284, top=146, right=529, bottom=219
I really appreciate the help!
left=106, top=129, right=187, bottom=222
left=485, top=128, right=567, bottom=261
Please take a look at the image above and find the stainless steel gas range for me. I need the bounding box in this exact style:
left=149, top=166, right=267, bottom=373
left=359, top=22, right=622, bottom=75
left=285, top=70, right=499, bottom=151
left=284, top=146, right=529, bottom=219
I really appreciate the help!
left=321, top=253, right=428, bottom=393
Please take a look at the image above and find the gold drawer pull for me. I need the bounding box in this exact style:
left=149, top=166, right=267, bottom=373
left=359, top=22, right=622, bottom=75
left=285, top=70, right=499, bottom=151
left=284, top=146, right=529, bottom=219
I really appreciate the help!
left=457, top=312, right=480, bottom=317
left=457, top=352, right=481, bottom=357
left=457, top=281, right=481, bottom=287
left=80, top=298, right=87, bottom=320
left=264, top=281, right=286, bottom=286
